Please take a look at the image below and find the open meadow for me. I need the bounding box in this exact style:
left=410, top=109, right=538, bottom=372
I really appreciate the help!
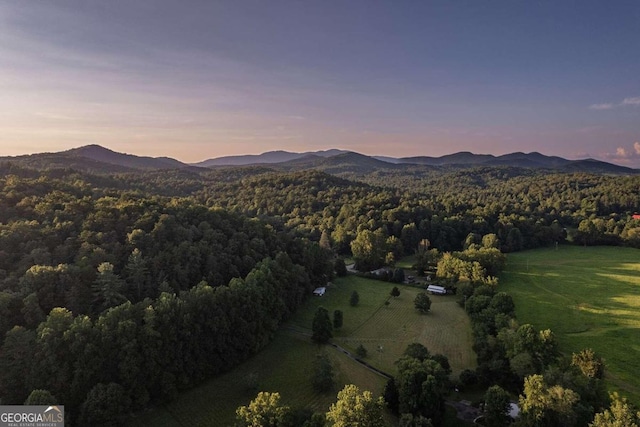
left=133, top=274, right=476, bottom=426
left=290, top=275, right=475, bottom=377
left=500, top=246, right=640, bottom=404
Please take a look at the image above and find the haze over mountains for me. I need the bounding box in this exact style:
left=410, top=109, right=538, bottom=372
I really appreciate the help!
left=0, top=144, right=636, bottom=175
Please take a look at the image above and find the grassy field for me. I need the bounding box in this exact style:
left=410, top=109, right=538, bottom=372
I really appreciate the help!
left=132, top=274, right=476, bottom=426
left=131, top=332, right=387, bottom=427
left=290, top=275, right=475, bottom=377
left=499, top=245, right=640, bottom=404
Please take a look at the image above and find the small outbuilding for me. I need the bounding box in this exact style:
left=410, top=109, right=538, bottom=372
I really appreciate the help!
left=313, top=287, right=326, bottom=296
left=426, top=285, right=446, bottom=295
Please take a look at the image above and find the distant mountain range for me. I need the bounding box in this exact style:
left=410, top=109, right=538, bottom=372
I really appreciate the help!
left=0, top=144, right=637, bottom=175
left=192, top=149, right=349, bottom=167
left=199, top=148, right=636, bottom=175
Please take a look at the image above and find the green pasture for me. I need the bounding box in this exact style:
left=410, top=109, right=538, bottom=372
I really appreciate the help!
left=500, top=245, right=640, bottom=404
left=133, top=274, right=476, bottom=426
left=291, top=275, right=475, bottom=376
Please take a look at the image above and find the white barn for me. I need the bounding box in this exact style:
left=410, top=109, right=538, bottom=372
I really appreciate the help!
left=313, top=287, right=326, bottom=296
left=426, top=285, right=446, bottom=295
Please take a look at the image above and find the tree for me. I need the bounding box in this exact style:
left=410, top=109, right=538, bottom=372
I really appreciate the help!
left=350, top=228, right=388, bottom=271
left=577, top=219, right=598, bottom=246
left=489, top=292, right=515, bottom=316
left=80, top=382, right=131, bottom=427
left=504, top=227, right=523, bottom=252
left=391, top=286, right=401, bottom=298
left=319, top=230, right=332, bottom=250
left=326, top=384, right=385, bottom=427
left=123, top=248, right=149, bottom=300
left=312, top=307, right=333, bottom=344
left=414, top=292, right=432, bottom=314
left=312, top=353, right=334, bottom=393
left=335, top=258, right=347, bottom=277
left=482, top=233, right=500, bottom=249
left=413, top=247, right=439, bottom=276
left=431, top=354, right=451, bottom=375
left=384, top=378, right=400, bottom=415
left=519, top=374, right=580, bottom=426
left=484, top=385, right=511, bottom=427
left=349, top=290, right=359, bottom=307
left=395, top=357, right=448, bottom=423
left=590, top=392, right=640, bottom=427
left=572, top=348, right=605, bottom=379
left=24, top=389, right=57, bottom=405
left=333, top=310, right=343, bottom=329
left=401, top=223, right=421, bottom=253
left=404, top=343, right=430, bottom=362
left=0, top=326, right=36, bottom=404
left=92, top=262, right=127, bottom=312
left=356, top=344, right=368, bottom=358
left=235, top=391, right=291, bottom=427
left=463, top=232, right=480, bottom=250
left=21, top=292, right=46, bottom=329
left=459, top=369, right=477, bottom=387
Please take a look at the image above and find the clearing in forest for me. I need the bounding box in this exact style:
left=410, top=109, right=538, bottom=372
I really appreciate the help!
left=133, top=274, right=476, bottom=426
left=500, top=245, right=640, bottom=405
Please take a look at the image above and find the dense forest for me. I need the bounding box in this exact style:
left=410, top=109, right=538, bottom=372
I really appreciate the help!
left=1, top=158, right=640, bottom=425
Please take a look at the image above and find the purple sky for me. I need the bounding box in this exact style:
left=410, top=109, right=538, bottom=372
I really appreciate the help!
left=1, top=1, right=639, bottom=165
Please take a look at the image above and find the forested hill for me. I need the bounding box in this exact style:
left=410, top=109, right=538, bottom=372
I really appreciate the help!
left=0, top=145, right=196, bottom=174
left=0, top=166, right=336, bottom=425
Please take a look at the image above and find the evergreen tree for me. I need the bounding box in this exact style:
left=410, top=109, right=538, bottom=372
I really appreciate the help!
left=312, top=307, right=333, bottom=344
left=356, top=344, right=368, bottom=359
left=334, top=258, right=347, bottom=277
left=124, top=248, right=149, bottom=300
left=333, top=310, right=343, bottom=329
left=349, top=291, right=359, bottom=307
left=312, top=353, right=334, bottom=393
left=92, top=262, right=127, bottom=313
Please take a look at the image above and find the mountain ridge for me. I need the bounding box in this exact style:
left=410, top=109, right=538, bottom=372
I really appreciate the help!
left=194, top=148, right=350, bottom=167
left=0, top=144, right=637, bottom=175
left=64, top=144, right=190, bottom=170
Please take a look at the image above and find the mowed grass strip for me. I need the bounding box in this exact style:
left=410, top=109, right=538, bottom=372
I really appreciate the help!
left=500, top=246, right=640, bottom=404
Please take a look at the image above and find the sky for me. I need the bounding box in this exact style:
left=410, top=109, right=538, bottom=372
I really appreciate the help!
left=1, top=1, right=639, bottom=165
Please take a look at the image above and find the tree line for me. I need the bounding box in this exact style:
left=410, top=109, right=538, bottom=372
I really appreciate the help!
left=0, top=253, right=333, bottom=425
